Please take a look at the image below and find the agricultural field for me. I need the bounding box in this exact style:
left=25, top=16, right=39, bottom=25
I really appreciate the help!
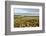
left=14, top=15, right=39, bottom=28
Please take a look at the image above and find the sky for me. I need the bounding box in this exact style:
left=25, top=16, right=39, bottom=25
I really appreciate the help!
left=14, top=8, right=39, bottom=16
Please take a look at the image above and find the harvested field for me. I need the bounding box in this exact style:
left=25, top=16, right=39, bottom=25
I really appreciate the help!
left=14, top=15, right=39, bottom=28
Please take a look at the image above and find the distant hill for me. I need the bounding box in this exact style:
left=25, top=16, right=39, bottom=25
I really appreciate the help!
left=14, top=13, right=39, bottom=16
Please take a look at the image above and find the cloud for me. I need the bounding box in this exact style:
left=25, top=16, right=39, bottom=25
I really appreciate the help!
left=14, top=8, right=39, bottom=16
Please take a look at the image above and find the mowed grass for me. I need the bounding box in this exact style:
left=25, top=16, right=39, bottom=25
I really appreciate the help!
left=14, top=15, right=39, bottom=28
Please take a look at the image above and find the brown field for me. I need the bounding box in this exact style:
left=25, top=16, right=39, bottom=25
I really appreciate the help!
left=14, top=15, right=39, bottom=28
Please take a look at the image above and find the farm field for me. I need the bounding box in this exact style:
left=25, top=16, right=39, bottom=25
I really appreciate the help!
left=14, top=15, right=39, bottom=28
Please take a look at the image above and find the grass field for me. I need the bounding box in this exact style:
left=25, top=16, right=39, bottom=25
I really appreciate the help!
left=14, top=15, right=39, bottom=28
